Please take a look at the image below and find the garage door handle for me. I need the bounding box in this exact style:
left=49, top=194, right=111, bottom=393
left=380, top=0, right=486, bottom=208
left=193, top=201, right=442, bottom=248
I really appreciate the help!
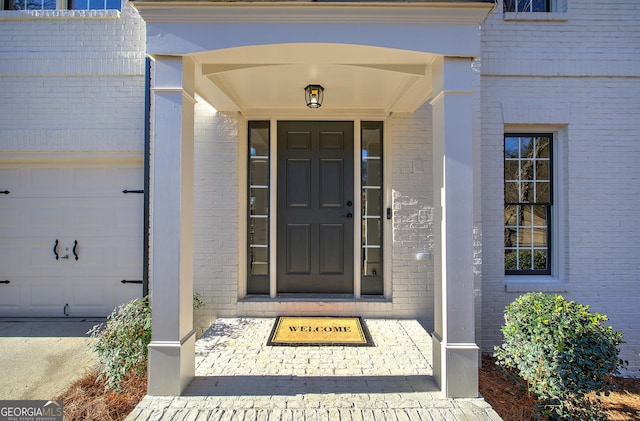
left=122, top=189, right=144, bottom=194
left=53, top=239, right=59, bottom=260
left=73, top=240, right=79, bottom=261
left=0, top=190, right=8, bottom=195
left=121, top=280, right=143, bottom=284
left=0, top=280, right=9, bottom=284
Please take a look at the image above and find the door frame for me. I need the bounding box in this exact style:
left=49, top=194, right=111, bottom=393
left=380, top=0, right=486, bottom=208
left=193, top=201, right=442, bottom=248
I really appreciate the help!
left=239, top=116, right=392, bottom=300
left=276, top=121, right=355, bottom=294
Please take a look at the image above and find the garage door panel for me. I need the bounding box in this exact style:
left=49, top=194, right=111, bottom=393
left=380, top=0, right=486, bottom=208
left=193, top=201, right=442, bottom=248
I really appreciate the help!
left=0, top=162, right=143, bottom=317
left=0, top=277, right=142, bottom=317
left=1, top=165, right=143, bottom=198
left=0, top=199, right=142, bottom=238
left=0, top=285, right=20, bottom=308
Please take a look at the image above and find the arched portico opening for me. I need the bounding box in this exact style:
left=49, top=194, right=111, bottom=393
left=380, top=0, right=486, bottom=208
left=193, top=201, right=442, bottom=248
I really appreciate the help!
left=132, top=0, right=494, bottom=399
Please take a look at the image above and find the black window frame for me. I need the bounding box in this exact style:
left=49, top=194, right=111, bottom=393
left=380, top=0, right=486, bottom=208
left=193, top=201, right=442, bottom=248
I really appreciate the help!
left=503, top=0, right=552, bottom=13
left=504, top=133, right=553, bottom=276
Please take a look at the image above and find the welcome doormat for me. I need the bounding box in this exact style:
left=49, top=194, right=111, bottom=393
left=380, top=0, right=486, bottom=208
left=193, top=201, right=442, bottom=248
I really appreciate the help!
left=267, top=316, right=374, bottom=346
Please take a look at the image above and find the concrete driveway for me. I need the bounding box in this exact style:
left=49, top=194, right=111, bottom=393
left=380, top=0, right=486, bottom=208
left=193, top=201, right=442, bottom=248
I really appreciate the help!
left=0, top=319, right=101, bottom=400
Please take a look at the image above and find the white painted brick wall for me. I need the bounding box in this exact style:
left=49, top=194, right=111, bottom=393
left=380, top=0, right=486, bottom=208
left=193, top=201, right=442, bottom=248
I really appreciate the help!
left=390, top=107, right=434, bottom=324
left=480, top=0, right=640, bottom=375
left=0, top=3, right=146, bottom=153
left=192, top=104, right=239, bottom=333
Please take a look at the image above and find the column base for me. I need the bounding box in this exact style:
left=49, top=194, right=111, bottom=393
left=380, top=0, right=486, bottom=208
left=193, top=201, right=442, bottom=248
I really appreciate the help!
left=147, top=330, right=196, bottom=396
left=432, top=333, right=479, bottom=398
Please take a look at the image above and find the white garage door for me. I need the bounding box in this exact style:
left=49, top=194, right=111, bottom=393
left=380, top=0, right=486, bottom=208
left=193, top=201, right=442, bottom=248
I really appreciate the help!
left=0, top=161, right=144, bottom=317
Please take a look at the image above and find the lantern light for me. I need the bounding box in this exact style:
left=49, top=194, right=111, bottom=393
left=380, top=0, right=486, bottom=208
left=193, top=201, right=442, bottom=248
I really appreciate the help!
left=304, top=84, right=324, bottom=108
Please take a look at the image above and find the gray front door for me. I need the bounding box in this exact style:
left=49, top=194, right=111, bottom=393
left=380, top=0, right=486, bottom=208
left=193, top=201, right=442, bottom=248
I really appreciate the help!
left=277, top=121, right=354, bottom=294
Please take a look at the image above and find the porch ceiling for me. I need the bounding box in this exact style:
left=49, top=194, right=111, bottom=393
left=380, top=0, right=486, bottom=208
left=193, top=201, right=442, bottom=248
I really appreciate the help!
left=192, top=44, right=438, bottom=115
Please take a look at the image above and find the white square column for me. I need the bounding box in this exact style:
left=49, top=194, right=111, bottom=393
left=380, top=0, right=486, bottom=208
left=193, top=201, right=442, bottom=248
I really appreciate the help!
left=431, top=56, right=479, bottom=398
left=147, top=55, right=196, bottom=396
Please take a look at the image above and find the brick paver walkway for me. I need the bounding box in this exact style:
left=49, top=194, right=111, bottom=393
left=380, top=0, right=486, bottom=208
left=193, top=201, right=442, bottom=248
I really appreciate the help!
left=126, top=318, right=501, bottom=420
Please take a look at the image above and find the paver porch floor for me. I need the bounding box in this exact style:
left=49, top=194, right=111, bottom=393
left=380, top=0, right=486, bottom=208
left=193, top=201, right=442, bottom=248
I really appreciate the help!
left=126, top=318, right=501, bottom=420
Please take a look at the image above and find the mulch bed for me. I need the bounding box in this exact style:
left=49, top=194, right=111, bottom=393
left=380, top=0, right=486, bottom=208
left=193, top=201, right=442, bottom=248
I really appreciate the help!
left=479, top=354, right=640, bottom=421
left=56, top=370, right=147, bottom=421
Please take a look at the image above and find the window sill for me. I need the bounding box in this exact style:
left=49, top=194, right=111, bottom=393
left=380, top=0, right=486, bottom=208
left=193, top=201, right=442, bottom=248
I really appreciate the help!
left=503, top=12, right=569, bottom=22
left=504, top=275, right=569, bottom=293
left=0, top=9, right=120, bottom=20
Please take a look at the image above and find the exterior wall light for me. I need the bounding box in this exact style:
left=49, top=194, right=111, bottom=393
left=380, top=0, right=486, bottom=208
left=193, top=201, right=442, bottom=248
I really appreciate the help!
left=304, top=84, right=324, bottom=108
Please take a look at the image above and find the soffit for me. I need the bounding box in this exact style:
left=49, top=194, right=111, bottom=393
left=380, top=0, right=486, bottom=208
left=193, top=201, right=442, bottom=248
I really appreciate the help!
left=193, top=44, right=438, bottom=114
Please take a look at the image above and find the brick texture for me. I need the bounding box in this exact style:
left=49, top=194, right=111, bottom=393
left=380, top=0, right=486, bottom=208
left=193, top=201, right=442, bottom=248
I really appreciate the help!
left=480, top=0, right=640, bottom=375
left=0, top=4, right=146, bottom=153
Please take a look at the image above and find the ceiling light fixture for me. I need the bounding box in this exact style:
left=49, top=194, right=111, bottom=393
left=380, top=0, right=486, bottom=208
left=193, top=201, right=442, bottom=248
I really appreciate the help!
left=304, top=84, right=324, bottom=109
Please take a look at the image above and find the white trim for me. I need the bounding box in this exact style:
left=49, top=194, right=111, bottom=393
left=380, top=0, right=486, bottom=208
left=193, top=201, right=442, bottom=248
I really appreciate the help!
left=269, top=118, right=278, bottom=299
left=237, top=114, right=248, bottom=300
left=353, top=119, right=362, bottom=299
left=383, top=117, right=393, bottom=299
left=132, top=2, right=495, bottom=25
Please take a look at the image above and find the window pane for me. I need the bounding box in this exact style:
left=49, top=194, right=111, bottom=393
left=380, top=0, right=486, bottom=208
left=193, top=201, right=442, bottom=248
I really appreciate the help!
left=504, top=160, right=519, bottom=180
left=70, top=0, right=88, bottom=8
left=536, top=137, right=550, bottom=158
left=520, top=137, right=534, bottom=158
left=533, top=228, right=547, bottom=247
left=504, top=205, right=518, bottom=227
left=250, top=159, right=268, bottom=186
left=249, top=188, right=268, bottom=216
left=517, top=250, right=532, bottom=270
left=536, top=161, right=549, bottom=181
left=362, top=159, right=381, bottom=186
left=362, top=128, right=381, bottom=156
left=250, top=128, right=269, bottom=156
left=536, top=182, right=550, bottom=203
left=532, top=0, right=548, bottom=12
left=505, top=182, right=519, bottom=203
left=532, top=205, right=547, bottom=226
left=363, top=219, right=381, bottom=246
left=105, top=0, right=119, bottom=9
left=249, top=247, right=268, bottom=275
left=249, top=218, right=268, bottom=246
left=362, top=248, right=381, bottom=277
left=533, top=250, right=548, bottom=270
left=505, top=137, right=520, bottom=159
left=505, top=228, right=517, bottom=248
left=363, top=188, right=381, bottom=217
left=505, top=249, right=518, bottom=270
left=88, top=0, right=104, bottom=9
left=520, top=182, right=534, bottom=202
left=519, top=159, right=535, bottom=181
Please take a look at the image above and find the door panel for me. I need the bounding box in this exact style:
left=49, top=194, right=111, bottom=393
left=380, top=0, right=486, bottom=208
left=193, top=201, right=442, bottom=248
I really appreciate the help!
left=277, top=121, right=354, bottom=294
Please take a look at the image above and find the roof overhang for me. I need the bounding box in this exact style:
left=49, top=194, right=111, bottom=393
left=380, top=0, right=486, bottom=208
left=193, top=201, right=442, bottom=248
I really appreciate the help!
left=131, top=1, right=495, bottom=114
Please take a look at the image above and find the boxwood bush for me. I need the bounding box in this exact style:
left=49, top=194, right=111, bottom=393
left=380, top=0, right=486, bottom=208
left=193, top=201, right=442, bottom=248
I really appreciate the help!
left=494, top=292, right=625, bottom=420
left=88, top=296, right=152, bottom=391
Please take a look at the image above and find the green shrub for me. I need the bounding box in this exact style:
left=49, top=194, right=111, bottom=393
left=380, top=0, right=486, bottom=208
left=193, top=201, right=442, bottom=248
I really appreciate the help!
left=494, top=292, right=625, bottom=420
left=88, top=296, right=152, bottom=391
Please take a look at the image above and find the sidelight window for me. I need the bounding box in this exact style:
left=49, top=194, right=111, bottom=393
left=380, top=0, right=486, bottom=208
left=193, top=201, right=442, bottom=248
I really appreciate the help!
left=247, top=121, right=270, bottom=294
left=361, top=121, right=383, bottom=294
